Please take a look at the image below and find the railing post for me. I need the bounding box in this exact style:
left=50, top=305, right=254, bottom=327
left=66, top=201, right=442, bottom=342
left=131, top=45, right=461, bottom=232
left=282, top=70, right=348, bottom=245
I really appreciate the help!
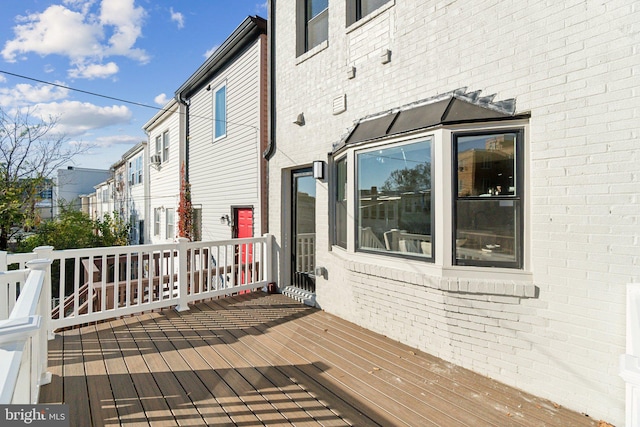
left=265, top=234, right=275, bottom=285
left=26, top=258, right=54, bottom=391
left=0, top=251, right=7, bottom=271
left=175, top=238, right=189, bottom=312
left=33, top=246, right=54, bottom=341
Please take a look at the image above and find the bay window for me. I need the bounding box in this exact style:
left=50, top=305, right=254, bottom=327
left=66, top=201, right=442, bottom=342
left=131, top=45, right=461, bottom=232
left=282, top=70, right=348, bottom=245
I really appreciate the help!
left=331, top=94, right=526, bottom=270
left=356, top=139, right=433, bottom=259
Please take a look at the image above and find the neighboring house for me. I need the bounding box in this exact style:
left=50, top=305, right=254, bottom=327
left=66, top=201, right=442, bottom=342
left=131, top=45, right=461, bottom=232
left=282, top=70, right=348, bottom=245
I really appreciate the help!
left=111, top=158, right=127, bottom=218
left=94, top=179, right=115, bottom=222
left=175, top=15, right=268, bottom=242
left=34, top=178, right=54, bottom=221
left=267, top=1, right=637, bottom=424
left=78, top=193, right=96, bottom=219
left=122, top=142, right=147, bottom=245
left=52, top=167, right=111, bottom=216
left=143, top=99, right=180, bottom=244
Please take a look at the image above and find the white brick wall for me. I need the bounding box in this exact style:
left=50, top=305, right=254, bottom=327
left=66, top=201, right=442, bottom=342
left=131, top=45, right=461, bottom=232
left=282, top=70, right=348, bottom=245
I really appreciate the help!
left=270, top=1, right=639, bottom=423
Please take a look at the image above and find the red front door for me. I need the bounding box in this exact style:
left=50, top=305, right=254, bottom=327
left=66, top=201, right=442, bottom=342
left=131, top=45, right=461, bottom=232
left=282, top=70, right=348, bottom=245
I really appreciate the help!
left=235, top=208, right=253, bottom=239
left=234, top=208, right=253, bottom=291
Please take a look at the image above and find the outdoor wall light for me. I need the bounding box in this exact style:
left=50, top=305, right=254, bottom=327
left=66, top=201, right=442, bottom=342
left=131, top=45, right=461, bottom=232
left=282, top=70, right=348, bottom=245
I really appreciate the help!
left=220, top=214, right=230, bottom=225
left=293, top=113, right=305, bottom=126
left=313, top=160, right=325, bottom=180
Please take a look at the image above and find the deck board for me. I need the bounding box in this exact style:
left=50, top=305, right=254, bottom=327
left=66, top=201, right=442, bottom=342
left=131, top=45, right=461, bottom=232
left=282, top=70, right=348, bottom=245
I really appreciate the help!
left=40, top=292, right=599, bottom=427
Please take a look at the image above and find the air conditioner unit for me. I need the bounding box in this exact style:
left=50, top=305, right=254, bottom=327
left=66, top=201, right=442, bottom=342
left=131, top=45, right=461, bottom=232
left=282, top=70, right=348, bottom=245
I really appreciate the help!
left=150, top=154, right=161, bottom=165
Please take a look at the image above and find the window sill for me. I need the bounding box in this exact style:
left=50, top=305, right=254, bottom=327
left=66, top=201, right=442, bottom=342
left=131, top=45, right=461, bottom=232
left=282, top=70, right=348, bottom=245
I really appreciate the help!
left=346, top=0, right=395, bottom=34
left=296, top=40, right=328, bottom=65
left=330, top=248, right=535, bottom=299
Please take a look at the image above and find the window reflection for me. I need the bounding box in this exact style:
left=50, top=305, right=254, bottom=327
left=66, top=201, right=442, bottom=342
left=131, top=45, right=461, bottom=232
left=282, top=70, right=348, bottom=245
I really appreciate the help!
left=454, top=132, right=522, bottom=267
left=357, top=140, right=433, bottom=258
left=457, top=133, right=515, bottom=197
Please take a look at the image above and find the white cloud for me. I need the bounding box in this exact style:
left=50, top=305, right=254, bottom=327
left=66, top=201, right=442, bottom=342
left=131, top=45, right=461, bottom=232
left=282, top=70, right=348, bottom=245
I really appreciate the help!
left=2, top=0, right=148, bottom=78
left=99, top=0, right=148, bottom=62
left=170, top=8, right=184, bottom=29
left=23, top=101, right=132, bottom=136
left=75, top=133, right=141, bottom=149
left=68, top=62, right=119, bottom=79
left=0, top=82, right=70, bottom=108
left=2, top=5, right=103, bottom=62
left=0, top=75, right=6, bottom=83
left=255, top=1, right=268, bottom=14
left=204, top=44, right=220, bottom=59
left=154, top=93, right=170, bottom=106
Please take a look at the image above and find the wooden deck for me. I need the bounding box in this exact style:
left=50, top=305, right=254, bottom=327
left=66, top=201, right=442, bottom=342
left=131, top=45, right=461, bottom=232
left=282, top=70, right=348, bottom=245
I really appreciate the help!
left=40, top=292, right=599, bottom=427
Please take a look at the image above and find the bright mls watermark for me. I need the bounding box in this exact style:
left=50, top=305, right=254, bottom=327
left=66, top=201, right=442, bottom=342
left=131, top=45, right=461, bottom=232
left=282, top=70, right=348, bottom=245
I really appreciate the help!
left=1, top=405, right=69, bottom=426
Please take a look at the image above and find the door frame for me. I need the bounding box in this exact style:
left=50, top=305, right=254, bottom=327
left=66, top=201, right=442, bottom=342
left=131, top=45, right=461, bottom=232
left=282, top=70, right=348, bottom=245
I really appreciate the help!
left=290, top=167, right=316, bottom=293
left=231, top=205, right=254, bottom=239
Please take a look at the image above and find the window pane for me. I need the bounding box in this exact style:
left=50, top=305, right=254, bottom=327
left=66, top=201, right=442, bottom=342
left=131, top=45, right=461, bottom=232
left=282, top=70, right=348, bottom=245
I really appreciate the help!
left=360, top=0, right=390, bottom=17
left=307, top=0, right=328, bottom=19
left=307, top=8, right=328, bottom=50
left=215, top=86, right=226, bottom=138
left=455, top=199, right=519, bottom=264
left=166, top=208, right=174, bottom=239
left=335, top=157, right=347, bottom=249
left=163, top=132, right=170, bottom=162
left=357, top=139, right=432, bottom=258
left=457, top=133, right=516, bottom=197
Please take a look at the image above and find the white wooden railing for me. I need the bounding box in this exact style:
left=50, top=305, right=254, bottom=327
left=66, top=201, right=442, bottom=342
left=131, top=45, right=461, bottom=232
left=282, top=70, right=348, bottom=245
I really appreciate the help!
left=0, top=235, right=275, bottom=403
left=0, top=258, right=52, bottom=404
left=38, top=235, right=275, bottom=329
left=621, top=283, right=640, bottom=427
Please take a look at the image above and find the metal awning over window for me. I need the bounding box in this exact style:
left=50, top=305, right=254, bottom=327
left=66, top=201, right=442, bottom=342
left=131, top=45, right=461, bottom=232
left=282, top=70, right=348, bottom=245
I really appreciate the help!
left=336, top=89, right=529, bottom=152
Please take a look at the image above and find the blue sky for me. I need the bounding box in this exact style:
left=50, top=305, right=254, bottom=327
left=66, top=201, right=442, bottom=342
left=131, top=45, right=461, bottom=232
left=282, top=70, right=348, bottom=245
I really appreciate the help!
left=0, top=0, right=267, bottom=170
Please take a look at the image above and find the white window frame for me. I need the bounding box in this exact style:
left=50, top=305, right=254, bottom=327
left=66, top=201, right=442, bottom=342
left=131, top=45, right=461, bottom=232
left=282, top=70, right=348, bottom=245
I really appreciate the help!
left=165, top=208, right=175, bottom=240
left=331, top=120, right=530, bottom=278
left=154, top=208, right=161, bottom=236
left=162, top=131, right=170, bottom=162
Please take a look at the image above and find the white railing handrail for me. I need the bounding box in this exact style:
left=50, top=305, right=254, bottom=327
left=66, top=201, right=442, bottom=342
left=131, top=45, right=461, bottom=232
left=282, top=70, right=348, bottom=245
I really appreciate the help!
left=0, top=234, right=276, bottom=403
left=0, top=258, right=53, bottom=404
left=620, top=283, right=640, bottom=427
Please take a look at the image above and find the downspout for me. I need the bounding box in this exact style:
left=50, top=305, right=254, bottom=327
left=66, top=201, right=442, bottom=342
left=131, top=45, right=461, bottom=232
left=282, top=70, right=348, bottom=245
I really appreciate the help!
left=175, top=94, right=190, bottom=182
left=263, top=0, right=276, bottom=160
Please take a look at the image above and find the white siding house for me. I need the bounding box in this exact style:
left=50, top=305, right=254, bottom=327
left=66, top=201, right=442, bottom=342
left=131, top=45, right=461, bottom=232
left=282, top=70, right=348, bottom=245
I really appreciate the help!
left=122, top=142, right=147, bottom=244
left=267, top=1, right=638, bottom=424
left=143, top=99, right=181, bottom=244
left=94, top=179, right=114, bottom=222
left=175, top=16, right=268, bottom=242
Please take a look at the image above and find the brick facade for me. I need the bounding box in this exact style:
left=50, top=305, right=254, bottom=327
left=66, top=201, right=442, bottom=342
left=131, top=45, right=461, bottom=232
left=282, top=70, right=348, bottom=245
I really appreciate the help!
left=268, top=1, right=639, bottom=423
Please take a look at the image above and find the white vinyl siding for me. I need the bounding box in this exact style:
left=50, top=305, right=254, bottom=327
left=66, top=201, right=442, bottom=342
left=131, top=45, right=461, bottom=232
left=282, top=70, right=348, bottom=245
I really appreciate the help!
left=146, top=101, right=180, bottom=244
left=188, top=38, right=263, bottom=242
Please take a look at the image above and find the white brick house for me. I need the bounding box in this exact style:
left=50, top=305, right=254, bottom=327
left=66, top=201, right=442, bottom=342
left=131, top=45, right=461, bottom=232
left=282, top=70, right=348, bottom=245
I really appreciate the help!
left=175, top=16, right=268, bottom=242
left=266, top=0, right=638, bottom=424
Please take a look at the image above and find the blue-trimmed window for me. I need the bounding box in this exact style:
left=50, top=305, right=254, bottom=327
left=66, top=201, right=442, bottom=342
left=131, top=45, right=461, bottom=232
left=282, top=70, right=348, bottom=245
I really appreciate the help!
left=214, top=85, right=227, bottom=139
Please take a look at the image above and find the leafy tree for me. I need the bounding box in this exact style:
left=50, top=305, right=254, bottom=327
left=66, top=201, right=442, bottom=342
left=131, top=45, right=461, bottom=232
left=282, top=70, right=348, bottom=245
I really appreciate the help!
left=17, top=205, right=131, bottom=251
left=94, top=212, right=131, bottom=247
left=0, top=107, right=85, bottom=250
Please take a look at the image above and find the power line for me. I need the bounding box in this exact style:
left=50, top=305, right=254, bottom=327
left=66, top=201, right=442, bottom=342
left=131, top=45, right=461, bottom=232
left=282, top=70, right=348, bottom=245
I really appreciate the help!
left=0, top=69, right=260, bottom=132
